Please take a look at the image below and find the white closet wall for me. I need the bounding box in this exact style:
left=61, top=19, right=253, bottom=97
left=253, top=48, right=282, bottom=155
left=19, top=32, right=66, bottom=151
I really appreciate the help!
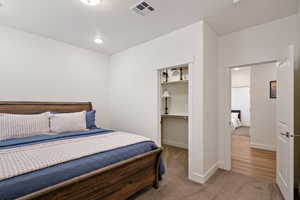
left=162, top=118, right=188, bottom=149
left=161, top=83, right=188, bottom=115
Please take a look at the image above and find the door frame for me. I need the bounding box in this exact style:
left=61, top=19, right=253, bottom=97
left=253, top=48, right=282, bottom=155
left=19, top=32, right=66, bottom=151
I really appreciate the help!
left=275, top=45, right=295, bottom=200
left=223, top=59, right=278, bottom=171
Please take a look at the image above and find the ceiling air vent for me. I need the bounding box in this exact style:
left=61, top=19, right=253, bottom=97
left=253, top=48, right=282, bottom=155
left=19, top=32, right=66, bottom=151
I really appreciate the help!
left=131, top=1, right=155, bottom=16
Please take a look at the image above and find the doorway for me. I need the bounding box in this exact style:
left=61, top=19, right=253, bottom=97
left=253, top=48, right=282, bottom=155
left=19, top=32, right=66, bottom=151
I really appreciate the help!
left=222, top=45, right=295, bottom=200
left=230, top=63, right=277, bottom=182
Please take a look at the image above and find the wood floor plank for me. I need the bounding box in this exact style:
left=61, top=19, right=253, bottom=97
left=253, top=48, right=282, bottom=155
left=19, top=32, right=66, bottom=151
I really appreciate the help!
left=231, top=134, right=276, bottom=182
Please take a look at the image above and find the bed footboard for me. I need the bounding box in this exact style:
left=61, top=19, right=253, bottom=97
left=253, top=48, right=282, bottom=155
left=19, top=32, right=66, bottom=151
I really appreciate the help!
left=19, top=148, right=163, bottom=200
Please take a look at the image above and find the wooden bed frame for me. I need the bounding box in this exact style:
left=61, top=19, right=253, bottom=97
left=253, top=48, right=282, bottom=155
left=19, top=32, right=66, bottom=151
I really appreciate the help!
left=0, top=101, right=163, bottom=200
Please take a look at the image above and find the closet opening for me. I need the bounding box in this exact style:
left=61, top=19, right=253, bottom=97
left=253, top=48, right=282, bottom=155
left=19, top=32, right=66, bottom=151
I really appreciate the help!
left=158, top=64, right=190, bottom=179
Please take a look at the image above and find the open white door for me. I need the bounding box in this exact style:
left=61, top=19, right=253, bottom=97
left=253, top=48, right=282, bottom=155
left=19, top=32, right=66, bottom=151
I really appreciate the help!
left=277, top=45, right=294, bottom=200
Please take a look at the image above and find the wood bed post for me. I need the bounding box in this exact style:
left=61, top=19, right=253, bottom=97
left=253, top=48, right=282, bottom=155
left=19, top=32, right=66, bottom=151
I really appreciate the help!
left=153, top=149, right=163, bottom=189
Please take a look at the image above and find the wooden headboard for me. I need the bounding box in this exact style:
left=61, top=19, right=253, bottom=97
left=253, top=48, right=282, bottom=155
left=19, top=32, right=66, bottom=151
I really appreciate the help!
left=0, top=101, right=92, bottom=114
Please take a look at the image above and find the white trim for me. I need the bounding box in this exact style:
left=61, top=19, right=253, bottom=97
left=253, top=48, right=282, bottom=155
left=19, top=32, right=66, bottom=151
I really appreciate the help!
left=217, top=161, right=226, bottom=170
left=188, top=63, right=193, bottom=180
left=156, top=70, right=162, bottom=147
left=163, top=140, right=188, bottom=149
left=227, top=60, right=277, bottom=69
left=189, top=163, right=219, bottom=184
left=250, top=142, right=276, bottom=151
left=154, top=58, right=195, bottom=71
left=223, top=68, right=232, bottom=171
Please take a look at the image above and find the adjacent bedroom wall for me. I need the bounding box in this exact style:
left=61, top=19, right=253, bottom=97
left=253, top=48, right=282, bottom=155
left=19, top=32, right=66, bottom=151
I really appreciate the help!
left=218, top=14, right=300, bottom=170
left=0, top=25, right=110, bottom=127
left=250, top=63, right=277, bottom=151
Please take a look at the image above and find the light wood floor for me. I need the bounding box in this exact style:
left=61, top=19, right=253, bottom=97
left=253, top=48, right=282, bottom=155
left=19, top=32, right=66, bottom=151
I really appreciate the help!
left=232, top=135, right=277, bottom=182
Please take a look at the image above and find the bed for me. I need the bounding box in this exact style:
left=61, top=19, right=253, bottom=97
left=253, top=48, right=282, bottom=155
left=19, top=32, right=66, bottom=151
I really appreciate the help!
left=0, top=101, right=164, bottom=200
left=231, top=110, right=242, bottom=129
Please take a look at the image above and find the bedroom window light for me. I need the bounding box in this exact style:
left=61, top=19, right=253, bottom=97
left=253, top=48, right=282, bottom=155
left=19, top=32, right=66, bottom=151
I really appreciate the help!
left=233, top=0, right=241, bottom=4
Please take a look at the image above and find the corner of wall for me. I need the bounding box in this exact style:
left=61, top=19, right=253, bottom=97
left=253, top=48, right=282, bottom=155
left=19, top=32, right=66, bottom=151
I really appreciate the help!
left=189, top=162, right=219, bottom=184
left=199, top=21, right=220, bottom=180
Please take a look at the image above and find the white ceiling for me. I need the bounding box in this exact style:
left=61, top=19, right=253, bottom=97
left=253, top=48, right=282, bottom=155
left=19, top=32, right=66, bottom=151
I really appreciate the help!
left=0, top=0, right=298, bottom=55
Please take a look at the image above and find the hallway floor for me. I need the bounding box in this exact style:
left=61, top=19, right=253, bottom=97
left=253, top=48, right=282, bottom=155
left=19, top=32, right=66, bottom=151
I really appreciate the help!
left=232, top=135, right=277, bottom=182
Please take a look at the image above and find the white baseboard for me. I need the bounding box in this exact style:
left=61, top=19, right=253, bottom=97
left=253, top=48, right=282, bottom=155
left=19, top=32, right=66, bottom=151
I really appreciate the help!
left=250, top=142, right=276, bottom=151
left=189, top=163, right=219, bottom=184
left=217, top=161, right=226, bottom=170
left=163, top=140, right=188, bottom=149
left=242, top=122, right=251, bottom=127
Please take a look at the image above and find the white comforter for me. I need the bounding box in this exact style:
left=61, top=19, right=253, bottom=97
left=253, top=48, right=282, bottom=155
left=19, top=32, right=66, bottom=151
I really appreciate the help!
left=231, top=113, right=242, bottom=129
left=0, top=132, right=151, bottom=181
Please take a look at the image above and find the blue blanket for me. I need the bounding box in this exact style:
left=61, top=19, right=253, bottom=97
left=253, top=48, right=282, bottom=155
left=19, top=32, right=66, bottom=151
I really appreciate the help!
left=0, top=129, right=165, bottom=200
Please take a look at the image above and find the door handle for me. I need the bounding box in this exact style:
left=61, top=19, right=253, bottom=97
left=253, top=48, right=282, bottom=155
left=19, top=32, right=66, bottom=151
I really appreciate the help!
left=280, top=132, right=293, bottom=138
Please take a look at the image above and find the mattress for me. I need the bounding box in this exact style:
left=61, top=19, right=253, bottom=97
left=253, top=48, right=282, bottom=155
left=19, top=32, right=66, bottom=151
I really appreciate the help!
left=0, top=129, right=165, bottom=200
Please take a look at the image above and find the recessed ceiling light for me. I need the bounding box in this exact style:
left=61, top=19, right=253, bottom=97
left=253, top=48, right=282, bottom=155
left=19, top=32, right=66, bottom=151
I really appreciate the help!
left=94, top=37, right=103, bottom=44
left=233, top=0, right=241, bottom=4
left=233, top=67, right=240, bottom=71
left=80, top=0, right=100, bottom=6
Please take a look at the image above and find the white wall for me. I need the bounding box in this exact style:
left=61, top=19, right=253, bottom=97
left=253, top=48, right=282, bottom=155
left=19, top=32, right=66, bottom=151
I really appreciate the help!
left=250, top=63, right=277, bottom=151
left=0, top=25, right=110, bottom=127
left=231, top=87, right=250, bottom=126
left=162, top=118, right=188, bottom=149
left=109, top=21, right=219, bottom=183
left=231, top=67, right=251, bottom=88
left=161, top=83, right=188, bottom=115
left=218, top=14, right=300, bottom=170
left=202, top=22, right=219, bottom=174
left=108, top=21, right=206, bottom=182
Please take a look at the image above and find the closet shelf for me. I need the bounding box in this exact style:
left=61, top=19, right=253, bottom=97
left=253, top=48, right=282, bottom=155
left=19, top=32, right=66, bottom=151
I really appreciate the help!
left=161, top=114, right=188, bottom=120
left=161, top=80, right=188, bottom=85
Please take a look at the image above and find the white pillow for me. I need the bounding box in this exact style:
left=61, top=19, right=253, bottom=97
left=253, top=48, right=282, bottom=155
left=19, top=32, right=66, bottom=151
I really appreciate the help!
left=0, top=112, right=51, bottom=141
left=50, top=111, right=87, bottom=133
left=231, top=113, right=239, bottom=119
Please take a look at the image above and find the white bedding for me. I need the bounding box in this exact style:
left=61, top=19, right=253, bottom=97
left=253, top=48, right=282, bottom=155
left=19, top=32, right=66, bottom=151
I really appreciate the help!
left=0, top=131, right=151, bottom=181
left=231, top=113, right=242, bottom=129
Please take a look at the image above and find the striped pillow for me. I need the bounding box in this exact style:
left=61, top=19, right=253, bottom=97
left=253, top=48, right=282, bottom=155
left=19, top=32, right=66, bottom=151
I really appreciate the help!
left=0, top=112, right=51, bottom=141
